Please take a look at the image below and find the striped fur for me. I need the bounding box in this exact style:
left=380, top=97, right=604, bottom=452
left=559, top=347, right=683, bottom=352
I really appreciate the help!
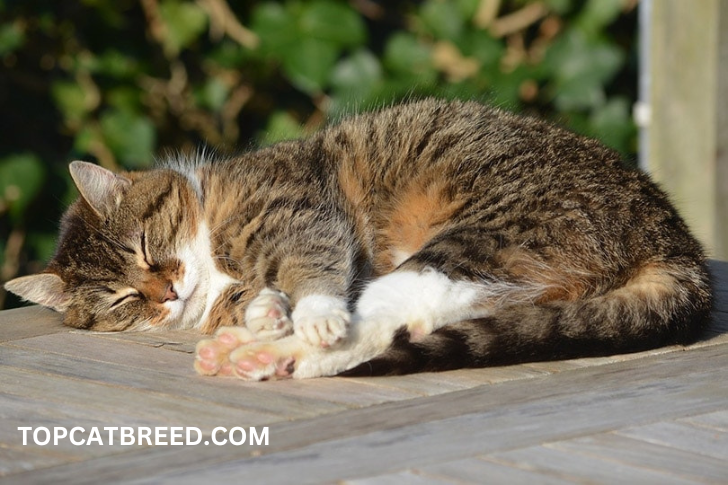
left=5, top=99, right=713, bottom=379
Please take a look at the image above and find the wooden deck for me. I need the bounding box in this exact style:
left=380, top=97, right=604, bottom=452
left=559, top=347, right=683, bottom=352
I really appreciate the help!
left=1, top=261, right=727, bottom=484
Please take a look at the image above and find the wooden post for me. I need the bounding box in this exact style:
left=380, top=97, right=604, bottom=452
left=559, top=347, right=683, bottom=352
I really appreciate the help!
left=645, top=0, right=728, bottom=259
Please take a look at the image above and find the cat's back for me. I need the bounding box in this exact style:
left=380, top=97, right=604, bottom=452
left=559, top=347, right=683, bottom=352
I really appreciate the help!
left=320, top=98, right=634, bottom=198
left=318, top=99, right=702, bottom=273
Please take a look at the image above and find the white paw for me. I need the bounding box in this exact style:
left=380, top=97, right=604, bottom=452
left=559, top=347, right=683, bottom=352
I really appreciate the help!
left=291, top=295, right=350, bottom=348
left=245, top=288, right=293, bottom=341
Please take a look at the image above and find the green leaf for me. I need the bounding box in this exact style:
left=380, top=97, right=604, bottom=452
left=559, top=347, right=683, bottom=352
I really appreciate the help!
left=260, top=111, right=304, bottom=145
left=281, top=37, right=338, bottom=94
left=588, top=96, right=636, bottom=154
left=544, top=0, right=575, bottom=15
left=196, top=78, right=229, bottom=111
left=209, top=40, right=252, bottom=67
left=486, top=66, right=532, bottom=109
left=544, top=29, right=625, bottom=110
left=420, top=0, right=465, bottom=41
left=0, top=21, right=24, bottom=55
left=73, top=125, right=96, bottom=154
left=576, top=0, right=624, bottom=36
left=331, top=49, right=382, bottom=98
left=299, top=0, right=366, bottom=48
left=95, top=50, right=139, bottom=78
left=107, top=87, right=142, bottom=113
left=0, top=153, right=45, bottom=223
left=456, top=0, right=480, bottom=20
left=51, top=81, right=89, bottom=126
left=464, top=30, right=503, bottom=68
left=251, top=2, right=298, bottom=57
left=100, top=110, right=156, bottom=168
left=384, top=33, right=433, bottom=76
left=159, top=0, right=207, bottom=55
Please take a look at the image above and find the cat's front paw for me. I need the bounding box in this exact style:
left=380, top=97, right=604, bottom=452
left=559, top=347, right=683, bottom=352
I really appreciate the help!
left=291, top=295, right=350, bottom=348
left=245, top=288, right=293, bottom=341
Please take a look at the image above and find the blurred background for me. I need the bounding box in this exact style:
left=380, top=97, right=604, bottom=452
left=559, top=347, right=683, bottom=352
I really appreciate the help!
left=0, top=0, right=640, bottom=309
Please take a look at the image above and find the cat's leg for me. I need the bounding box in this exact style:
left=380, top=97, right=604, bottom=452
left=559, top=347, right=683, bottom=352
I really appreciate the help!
left=208, top=265, right=499, bottom=380
left=244, top=206, right=360, bottom=348
left=292, top=266, right=496, bottom=378
left=199, top=228, right=546, bottom=380
left=281, top=228, right=547, bottom=378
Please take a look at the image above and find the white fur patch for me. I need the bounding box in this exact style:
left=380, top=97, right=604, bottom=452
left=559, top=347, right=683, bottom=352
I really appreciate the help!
left=166, top=222, right=237, bottom=329
left=355, top=268, right=485, bottom=335
left=292, top=268, right=545, bottom=378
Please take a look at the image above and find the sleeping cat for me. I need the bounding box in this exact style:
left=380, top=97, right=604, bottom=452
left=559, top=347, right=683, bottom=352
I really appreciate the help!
left=4, top=99, right=713, bottom=380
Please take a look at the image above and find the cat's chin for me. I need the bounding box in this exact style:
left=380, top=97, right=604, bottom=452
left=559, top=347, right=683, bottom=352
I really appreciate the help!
left=169, top=282, right=206, bottom=329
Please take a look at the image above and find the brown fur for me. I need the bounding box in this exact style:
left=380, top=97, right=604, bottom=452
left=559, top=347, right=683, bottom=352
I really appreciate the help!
left=4, top=99, right=713, bottom=375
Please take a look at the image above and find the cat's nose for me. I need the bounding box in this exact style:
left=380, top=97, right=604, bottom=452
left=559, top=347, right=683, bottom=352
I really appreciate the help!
left=162, top=284, right=178, bottom=302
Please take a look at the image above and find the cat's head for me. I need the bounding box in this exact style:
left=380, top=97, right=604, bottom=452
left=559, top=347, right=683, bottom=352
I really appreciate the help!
left=4, top=161, right=211, bottom=331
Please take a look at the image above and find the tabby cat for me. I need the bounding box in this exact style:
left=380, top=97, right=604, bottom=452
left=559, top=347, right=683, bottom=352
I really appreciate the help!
left=5, top=99, right=713, bottom=380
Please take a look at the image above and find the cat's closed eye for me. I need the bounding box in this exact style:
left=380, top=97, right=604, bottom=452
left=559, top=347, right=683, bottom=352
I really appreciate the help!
left=110, top=288, right=141, bottom=308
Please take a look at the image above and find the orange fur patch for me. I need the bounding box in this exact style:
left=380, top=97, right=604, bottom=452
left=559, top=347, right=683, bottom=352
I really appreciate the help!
left=379, top=181, right=465, bottom=272
left=338, top=162, right=368, bottom=208
left=496, top=247, right=593, bottom=303
left=613, top=262, right=678, bottom=301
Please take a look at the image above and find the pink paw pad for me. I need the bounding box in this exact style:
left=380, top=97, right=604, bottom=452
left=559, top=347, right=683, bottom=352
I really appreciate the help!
left=228, top=345, right=295, bottom=381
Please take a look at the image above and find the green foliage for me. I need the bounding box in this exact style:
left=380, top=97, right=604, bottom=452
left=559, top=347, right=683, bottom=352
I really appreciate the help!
left=0, top=154, right=45, bottom=224
left=0, top=0, right=639, bottom=308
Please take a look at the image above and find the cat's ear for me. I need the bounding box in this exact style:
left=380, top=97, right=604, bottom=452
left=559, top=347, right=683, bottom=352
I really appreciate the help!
left=69, top=161, right=132, bottom=218
left=4, top=273, right=70, bottom=312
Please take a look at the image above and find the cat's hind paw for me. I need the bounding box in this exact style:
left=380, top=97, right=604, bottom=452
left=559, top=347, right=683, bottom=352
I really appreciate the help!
left=291, top=295, right=350, bottom=348
left=245, top=288, right=293, bottom=341
left=194, top=326, right=255, bottom=377
left=228, top=342, right=296, bottom=381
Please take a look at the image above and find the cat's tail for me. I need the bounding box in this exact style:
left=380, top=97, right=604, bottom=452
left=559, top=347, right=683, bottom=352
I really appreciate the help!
left=340, top=257, right=713, bottom=377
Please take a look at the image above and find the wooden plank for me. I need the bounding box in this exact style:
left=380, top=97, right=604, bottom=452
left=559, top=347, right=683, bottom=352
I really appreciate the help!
left=346, top=373, right=476, bottom=397
left=0, top=345, right=347, bottom=418
left=131, top=355, right=726, bottom=484
left=87, top=329, right=200, bottom=354
left=343, top=470, right=460, bottom=485
left=0, top=260, right=726, bottom=483
left=409, top=458, right=572, bottom=485
left=647, top=1, right=725, bottom=257
left=15, top=344, right=726, bottom=484
left=0, top=390, right=146, bottom=467
left=0, top=306, right=65, bottom=342
left=548, top=432, right=728, bottom=483
left=8, top=333, right=199, bottom=376
left=0, top=367, right=278, bottom=432
left=258, top=377, right=422, bottom=407
left=617, top=421, right=728, bottom=461
left=8, top=332, right=424, bottom=406
left=0, top=445, right=78, bottom=479
left=680, top=409, right=728, bottom=432
left=717, top=2, right=728, bottom=260
left=483, top=445, right=696, bottom=484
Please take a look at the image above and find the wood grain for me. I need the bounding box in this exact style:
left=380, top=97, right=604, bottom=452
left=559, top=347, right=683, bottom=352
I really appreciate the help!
left=0, top=259, right=725, bottom=483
